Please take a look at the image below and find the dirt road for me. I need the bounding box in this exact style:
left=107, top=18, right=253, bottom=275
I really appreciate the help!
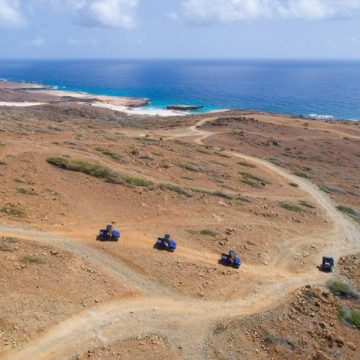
left=1, top=118, right=359, bottom=360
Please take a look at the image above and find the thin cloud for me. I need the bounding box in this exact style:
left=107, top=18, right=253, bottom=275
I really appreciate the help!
left=0, top=0, right=25, bottom=28
left=179, top=0, right=360, bottom=24
left=23, top=0, right=139, bottom=29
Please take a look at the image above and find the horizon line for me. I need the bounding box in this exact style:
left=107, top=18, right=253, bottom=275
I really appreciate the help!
left=1, top=57, right=360, bottom=62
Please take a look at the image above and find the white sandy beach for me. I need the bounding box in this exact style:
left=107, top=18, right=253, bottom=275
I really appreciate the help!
left=89, top=101, right=188, bottom=117
left=0, top=102, right=45, bottom=107
left=0, top=80, right=206, bottom=117
left=30, top=89, right=149, bottom=107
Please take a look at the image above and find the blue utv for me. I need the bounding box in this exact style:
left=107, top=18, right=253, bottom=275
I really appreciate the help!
left=97, top=224, right=120, bottom=242
left=220, top=250, right=241, bottom=269
left=155, top=234, right=177, bottom=252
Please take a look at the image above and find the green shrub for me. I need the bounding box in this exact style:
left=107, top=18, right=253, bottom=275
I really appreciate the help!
left=16, top=188, right=38, bottom=196
left=126, top=177, right=151, bottom=187
left=134, top=136, right=156, bottom=143
left=213, top=323, right=227, bottom=334
left=338, top=306, right=360, bottom=329
left=269, top=158, right=282, bottom=166
left=200, top=229, right=218, bottom=237
left=0, top=205, right=25, bottom=217
left=139, top=155, right=154, bottom=161
left=319, top=185, right=334, bottom=194
left=47, top=157, right=121, bottom=183
left=337, top=205, right=357, bottom=217
left=214, top=152, right=231, bottom=158
left=238, top=161, right=256, bottom=168
left=264, top=332, right=277, bottom=343
left=299, top=200, right=315, bottom=209
left=280, top=202, right=302, bottom=212
left=293, top=171, right=310, bottom=179
left=178, top=162, right=203, bottom=172
left=236, top=195, right=251, bottom=203
left=95, top=148, right=121, bottom=160
left=196, top=148, right=210, bottom=154
left=157, top=183, right=193, bottom=197
left=241, top=178, right=261, bottom=188
left=213, top=190, right=234, bottom=199
left=21, top=255, right=44, bottom=264
left=337, top=205, right=360, bottom=223
left=240, top=172, right=270, bottom=187
left=192, top=188, right=235, bottom=200
left=329, top=281, right=356, bottom=298
left=47, top=157, right=152, bottom=187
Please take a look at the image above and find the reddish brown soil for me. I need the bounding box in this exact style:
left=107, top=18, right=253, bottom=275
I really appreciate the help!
left=0, top=83, right=359, bottom=360
left=0, top=236, right=130, bottom=355
left=206, top=254, right=360, bottom=360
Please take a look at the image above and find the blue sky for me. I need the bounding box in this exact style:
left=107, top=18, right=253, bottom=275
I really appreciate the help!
left=0, top=0, right=360, bottom=59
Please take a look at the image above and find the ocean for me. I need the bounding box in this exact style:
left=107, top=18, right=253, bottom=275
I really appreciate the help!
left=0, top=59, right=359, bottom=120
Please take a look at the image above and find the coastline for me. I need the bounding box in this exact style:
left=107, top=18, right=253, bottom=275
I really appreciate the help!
left=0, top=79, right=358, bottom=121
left=0, top=80, right=196, bottom=117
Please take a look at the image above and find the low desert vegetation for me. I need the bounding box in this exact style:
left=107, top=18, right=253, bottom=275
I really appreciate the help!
left=240, top=171, right=270, bottom=188
left=299, top=200, right=315, bottom=209
left=213, top=323, right=227, bottom=335
left=157, top=183, right=193, bottom=197
left=236, top=195, right=251, bottom=203
left=126, top=176, right=151, bottom=187
left=193, top=188, right=235, bottom=200
left=0, top=204, right=25, bottom=217
left=269, top=158, right=282, bottom=166
left=214, top=151, right=231, bottom=158
left=200, top=229, right=218, bottom=237
left=21, top=255, right=44, bottom=265
left=337, top=205, right=357, bottom=216
left=48, top=157, right=151, bottom=187
left=95, top=147, right=122, bottom=160
left=238, top=160, right=256, bottom=168
left=328, top=280, right=357, bottom=298
left=293, top=171, right=310, bottom=179
left=338, top=305, right=360, bottom=329
left=47, top=157, right=121, bottom=183
left=178, top=162, right=203, bottom=172
left=337, top=205, right=360, bottom=223
left=16, top=188, right=38, bottom=196
left=134, top=136, right=156, bottom=143
left=139, top=154, right=154, bottom=161
left=280, top=202, right=303, bottom=212
left=263, top=331, right=295, bottom=349
left=319, top=184, right=335, bottom=194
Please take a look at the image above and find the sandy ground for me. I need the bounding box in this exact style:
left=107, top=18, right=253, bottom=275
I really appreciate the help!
left=0, top=83, right=359, bottom=359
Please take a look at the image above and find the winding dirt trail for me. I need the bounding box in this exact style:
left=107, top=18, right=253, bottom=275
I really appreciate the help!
left=2, top=118, right=359, bottom=360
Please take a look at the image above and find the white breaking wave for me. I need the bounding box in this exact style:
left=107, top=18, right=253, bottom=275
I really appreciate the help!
left=308, top=113, right=335, bottom=120
left=90, top=102, right=189, bottom=117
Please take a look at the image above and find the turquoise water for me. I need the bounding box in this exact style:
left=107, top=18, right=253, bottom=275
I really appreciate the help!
left=0, top=59, right=359, bottom=119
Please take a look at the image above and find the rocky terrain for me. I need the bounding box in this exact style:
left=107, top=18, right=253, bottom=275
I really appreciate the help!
left=0, top=82, right=359, bottom=359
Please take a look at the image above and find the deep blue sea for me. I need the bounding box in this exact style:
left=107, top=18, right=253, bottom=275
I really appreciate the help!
left=0, top=59, right=359, bottom=120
